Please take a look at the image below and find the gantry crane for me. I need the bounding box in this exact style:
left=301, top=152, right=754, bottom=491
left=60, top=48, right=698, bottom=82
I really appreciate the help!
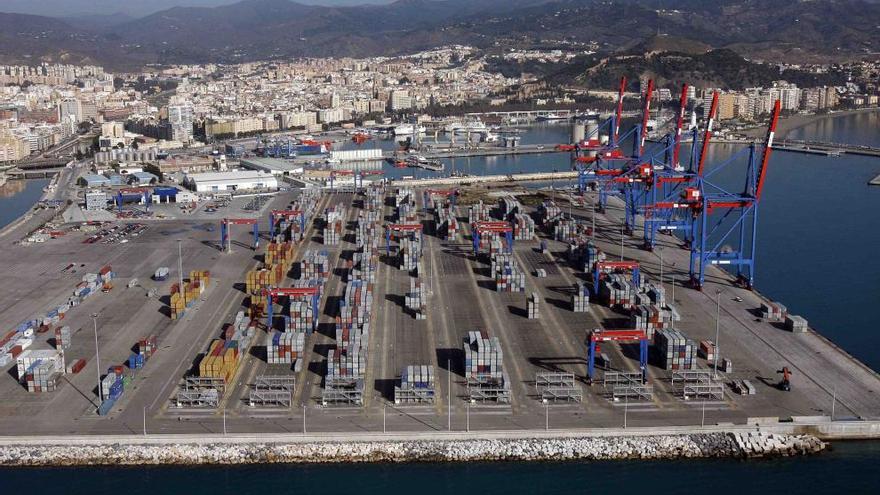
left=264, top=286, right=321, bottom=334
left=220, top=218, right=260, bottom=252
left=471, top=221, right=514, bottom=256
left=587, top=329, right=649, bottom=383
left=385, top=223, right=423, bottom=255
left=268, top=209, right=306, bottom=238
left=422, top=189, right=458, bottom=212
left=688, top=99, right=781, bottom=289
left=592, top=260, right=641, bottom=296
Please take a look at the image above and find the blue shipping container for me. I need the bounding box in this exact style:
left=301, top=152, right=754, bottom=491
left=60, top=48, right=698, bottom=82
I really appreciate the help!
left=97, top=396, right=117, bottom=416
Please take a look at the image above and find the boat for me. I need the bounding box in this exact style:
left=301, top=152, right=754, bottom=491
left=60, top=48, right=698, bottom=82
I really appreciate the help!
left=445, top=119, right=488, bottom=134
left=393, top=124, right=426, bottom=136
left=405, top=155, right=444, bottom=171
left=536, top=113, right=569, bottom=122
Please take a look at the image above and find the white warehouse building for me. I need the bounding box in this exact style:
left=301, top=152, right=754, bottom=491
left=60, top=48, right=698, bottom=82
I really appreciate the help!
left=184, top=170, right=278, bottom=193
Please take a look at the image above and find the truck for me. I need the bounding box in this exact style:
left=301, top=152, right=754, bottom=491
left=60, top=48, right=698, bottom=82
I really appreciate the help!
left=153, top=267, right=170, bottom=281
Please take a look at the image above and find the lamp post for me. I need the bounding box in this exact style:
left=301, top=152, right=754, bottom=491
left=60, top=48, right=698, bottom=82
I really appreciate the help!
left=92, top=313, right=102, bottom=403
left=714, top=289, right=722, bottom=379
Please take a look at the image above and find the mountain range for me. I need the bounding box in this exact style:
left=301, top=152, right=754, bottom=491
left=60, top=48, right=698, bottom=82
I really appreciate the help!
left=0, top=0, right=878, bottom=70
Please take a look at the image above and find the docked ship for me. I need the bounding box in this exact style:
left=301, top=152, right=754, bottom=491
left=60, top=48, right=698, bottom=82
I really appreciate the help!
left=444, top=119, right=488, bottom=134
left=405, top=155, right=444, bottom=171
left=393, top=124, right=426, bottom=136
left=536, top=113, right=569, bottom=122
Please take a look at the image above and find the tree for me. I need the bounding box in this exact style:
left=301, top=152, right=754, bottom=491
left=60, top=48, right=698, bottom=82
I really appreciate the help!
left=131, top=141, right=139, bottom=150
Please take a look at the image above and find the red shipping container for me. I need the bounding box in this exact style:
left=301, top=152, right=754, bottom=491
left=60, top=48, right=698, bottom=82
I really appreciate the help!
left=100, top=265, right=112, bottom=275
left=111, top=365, right=124, bottom=376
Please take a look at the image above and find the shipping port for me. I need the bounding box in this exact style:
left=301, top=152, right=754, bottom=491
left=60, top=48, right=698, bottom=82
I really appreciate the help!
left=1, top=88, right=879, bottom=439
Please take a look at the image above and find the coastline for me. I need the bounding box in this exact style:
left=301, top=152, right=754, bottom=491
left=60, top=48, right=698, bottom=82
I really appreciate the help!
left=741, top=107, right=880, bottom=139
left=0, top=428, right=828, bottom=466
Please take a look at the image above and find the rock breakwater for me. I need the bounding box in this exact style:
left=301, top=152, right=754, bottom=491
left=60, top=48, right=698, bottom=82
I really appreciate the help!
left=0, top=431, right=825, bottom=466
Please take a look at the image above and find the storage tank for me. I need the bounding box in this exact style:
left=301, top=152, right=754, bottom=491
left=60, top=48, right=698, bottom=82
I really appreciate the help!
left=571, top=122, right=586, bottom=144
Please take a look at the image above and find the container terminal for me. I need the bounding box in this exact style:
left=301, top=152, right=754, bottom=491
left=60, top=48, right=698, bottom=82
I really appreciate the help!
left=0, top=83, right=879, bottom=439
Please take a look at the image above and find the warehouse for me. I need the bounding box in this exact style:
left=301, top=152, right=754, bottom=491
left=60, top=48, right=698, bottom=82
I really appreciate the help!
left=79, top=174, right=111, bottom=188
left=183, top=170, right=278, bottom=193
left=240, top=157, right=304, bottom=177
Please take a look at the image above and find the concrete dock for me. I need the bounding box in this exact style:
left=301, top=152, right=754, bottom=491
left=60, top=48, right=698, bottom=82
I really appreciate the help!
left=0, top=181, right=878, bottom=439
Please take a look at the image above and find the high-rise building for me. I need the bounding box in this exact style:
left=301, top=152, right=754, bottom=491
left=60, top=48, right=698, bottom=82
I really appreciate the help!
left=167, top=103, right=194, bottom=143
left=58, top=98, right=82, bottom=123
left=717, top=93, right=737, bottom=120
left=389, top=90, right=412, bottom=111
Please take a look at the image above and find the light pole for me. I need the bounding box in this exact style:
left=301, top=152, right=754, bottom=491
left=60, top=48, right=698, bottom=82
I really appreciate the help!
left=302, top=404, right=306, bottom=435
left=831, top=388, right=837, bottom=420
left=177, top=239, right=184, bottom=293
left=92, top=313, right=102, bottom=403
left=713, top=289, right=722, bottom=379
left=624, top=392, right=629, bottom=429
left=701, top=398, right=706, bottom=428
left=143, top=406, right=147, bottom=436
left=467, top=401, right=472, bottom=432
left=447, top=359, right=451, bottom=431
left=223, top=409, right=227, bottom=436
left=383, top=405, right=386, bottom=433
left=620, top=225, right=624, bottom=261
left=658, top=249, right=663, bottom=288
left=543, top=399, right=549, bottom=430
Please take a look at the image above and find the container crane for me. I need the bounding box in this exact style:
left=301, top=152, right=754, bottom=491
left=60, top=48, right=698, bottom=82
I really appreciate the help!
left=422, top=189, right=458, bottom=212
left=471, top=221, right=514, bottom=256
left=264, top=286, right=321, bottom=334
left=268, top=209, right=306, bottom=238
left=592, top=260, right=641, bottom=296
left=587, top=329, right=649, bottom=383
left=688, top=100, right=781, bottom=290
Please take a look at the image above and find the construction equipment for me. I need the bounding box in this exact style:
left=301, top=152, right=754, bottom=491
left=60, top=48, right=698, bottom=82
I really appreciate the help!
left=220, top=218, right=260, bottom=252
left=385, top=223, right=423, bottom=255
left=264, top=286, right=321, bottom=333
left=587, top=329, right=649, bottom=383
left=472, top=221, right=514, bottom=256
left=777, top=366, right=792, bottom=392
left=268, top=209, right=306, bottom=238
left=688, top=99, right=782, bottom=289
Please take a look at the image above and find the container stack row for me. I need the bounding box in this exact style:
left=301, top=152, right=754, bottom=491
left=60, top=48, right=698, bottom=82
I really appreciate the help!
left=17, top=349, right=65, bottom=393
left=435, top=206, right=459, bottom=240
left=527, top=292, right=540, bottom=319
left=597, top=273, right=638, bottom=307
left=53, top=325, right=71, bottom=350
left=322, top=206, right=345, bottom=245
left=654, top=328, right=696, bottom=370
left=265, top=331, right=305, bottom=365
left=630, top=304, right=680, bottom=338
left=761, top=301, right=787, bottom=321
left=491, top=253, right=526, bottom=292
left=468, top=200, right=491, bottom=224
left=538, top=200, right=563, bottom=225
left=785, top=314, right=808, bottom=333
left=405, top=276, right=427, bottom=320
left=264, top=241, right=295, bottom=266
left=395, top=364, right=436, bottom=404
left=511, top=213, right=535, bottom=240
left=571, top=282, right=590, bottom=312
left=301, top=250, right=331, bottom=282
left=399, top=235, right=422, bottom=272
left=463, top=330, right=508, bottom=391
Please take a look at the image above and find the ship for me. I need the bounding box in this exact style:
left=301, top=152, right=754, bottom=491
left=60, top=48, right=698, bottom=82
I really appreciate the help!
left=406, top=155, right=444, bottom=171
left=536, top=113, right=569, bottom=122
left=393, top=124, right=426, bottom=135
left=444, top=118, right=488, bottom=134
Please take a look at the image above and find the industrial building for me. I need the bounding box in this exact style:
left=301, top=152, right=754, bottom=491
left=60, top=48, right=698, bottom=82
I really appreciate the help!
left=240, top=157, right=304, bottom=177
left=184, top=170, right=278, bottom=193
left=80, top=174, right=112, bottom=188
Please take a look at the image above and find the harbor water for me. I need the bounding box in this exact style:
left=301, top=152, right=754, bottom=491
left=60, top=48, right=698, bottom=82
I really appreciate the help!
left=0, top=178, right=49, bottom=231
left=0, top=113, right=877, bottom=486
left=2, top=441, right=879, bottom=494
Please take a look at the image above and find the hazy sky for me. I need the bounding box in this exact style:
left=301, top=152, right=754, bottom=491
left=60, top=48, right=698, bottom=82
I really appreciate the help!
left=0, top=0, right=395, bottom=18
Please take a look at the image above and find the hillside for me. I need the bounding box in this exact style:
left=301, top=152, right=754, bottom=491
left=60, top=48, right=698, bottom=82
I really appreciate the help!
left=0, top=0, right=878, bottom=69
